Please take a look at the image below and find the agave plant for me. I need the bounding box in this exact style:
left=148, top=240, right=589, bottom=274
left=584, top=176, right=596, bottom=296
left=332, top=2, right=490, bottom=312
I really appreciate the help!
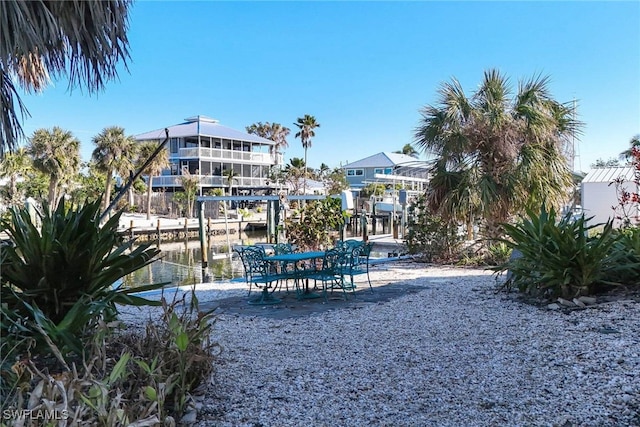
left=0, top=198, right=163, bottom=356
left=493, top=205, right=637, bottom=299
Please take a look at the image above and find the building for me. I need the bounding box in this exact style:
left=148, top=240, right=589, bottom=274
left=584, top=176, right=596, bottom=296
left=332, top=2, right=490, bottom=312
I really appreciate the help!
left=135, top=115, right=281, bottom=194
left=341, top=152, right=429, bottom=194
left=581, top=166, right=639, bottom=227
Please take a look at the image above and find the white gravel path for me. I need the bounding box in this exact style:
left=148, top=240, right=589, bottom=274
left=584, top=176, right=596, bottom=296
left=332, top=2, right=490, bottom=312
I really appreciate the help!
left=120, top=263, right=640, bottom=427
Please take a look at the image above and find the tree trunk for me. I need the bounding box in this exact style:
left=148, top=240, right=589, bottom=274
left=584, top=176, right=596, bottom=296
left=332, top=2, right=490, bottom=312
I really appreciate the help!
left=103, top=171, right=113, bottom=212
left=303, top=147, right=308, bottom=195
left=48, top=178, right=58, bottom=211
left=128, top=187, right=134, bottom=208
left=9, top=176, right=17, bottom=205
left=466, top=220, right=474, bottom=241
left=146, top=175, right=153, bottom=220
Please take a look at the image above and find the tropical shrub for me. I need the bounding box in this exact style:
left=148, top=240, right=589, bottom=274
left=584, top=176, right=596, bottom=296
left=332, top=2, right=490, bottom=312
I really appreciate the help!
left=0, top=199, right=163, bottom=357
left=493, top=205, right=638, bottom=299
left=1, top=290, right=218, bottom=425
left=405, top=194, right=463, bottom=263
left=286, top=197, right=346, bottom=250
left=359, top=183, right=386, bottom=199
left=609, top=226, right=640, bottom=286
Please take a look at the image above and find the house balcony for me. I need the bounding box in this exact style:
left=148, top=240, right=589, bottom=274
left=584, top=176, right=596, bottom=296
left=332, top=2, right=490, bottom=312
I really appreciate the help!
left=175, top=147, right=277, bottom=164
left=151, top=175, right=271, bottom=188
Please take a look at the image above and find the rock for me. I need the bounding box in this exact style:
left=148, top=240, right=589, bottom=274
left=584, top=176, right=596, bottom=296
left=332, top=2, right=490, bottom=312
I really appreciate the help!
left=572, top=298, right=586, bottom=308
left=180, top=409, right=198, bottom=425
left=506, top=249, right=523, bottom=281
left=557, top=298, right=575, bottom=307
left=578, top=296, right=597, bottom=305
left=547, top=303, right=561, bottom=310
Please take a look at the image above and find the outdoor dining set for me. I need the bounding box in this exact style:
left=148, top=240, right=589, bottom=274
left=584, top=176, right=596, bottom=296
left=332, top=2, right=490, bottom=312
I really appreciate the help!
left=233, top=240, right=374, bottom=305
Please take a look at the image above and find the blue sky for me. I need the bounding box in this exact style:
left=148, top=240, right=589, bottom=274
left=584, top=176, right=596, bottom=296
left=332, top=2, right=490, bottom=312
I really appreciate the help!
left=18, top=1, right=640, bottom=173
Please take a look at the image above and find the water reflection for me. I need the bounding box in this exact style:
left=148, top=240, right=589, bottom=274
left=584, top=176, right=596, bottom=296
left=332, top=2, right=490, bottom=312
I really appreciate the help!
left=121, top=231, right=265, bottom=289
left=121, top=230, right=390, bottom=290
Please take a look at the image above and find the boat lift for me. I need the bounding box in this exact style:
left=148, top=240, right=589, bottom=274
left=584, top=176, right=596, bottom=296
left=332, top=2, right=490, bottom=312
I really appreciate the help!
left=195, top=194, right=326, bottom=267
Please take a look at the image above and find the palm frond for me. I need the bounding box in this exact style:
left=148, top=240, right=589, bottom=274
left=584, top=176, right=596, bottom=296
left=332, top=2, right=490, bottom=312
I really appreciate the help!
left=0, top=0, right=131, bottom=155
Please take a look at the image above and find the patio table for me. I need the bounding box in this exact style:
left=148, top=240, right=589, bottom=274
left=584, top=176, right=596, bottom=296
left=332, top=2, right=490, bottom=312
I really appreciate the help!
left=265, top=251, right=326, bottom=299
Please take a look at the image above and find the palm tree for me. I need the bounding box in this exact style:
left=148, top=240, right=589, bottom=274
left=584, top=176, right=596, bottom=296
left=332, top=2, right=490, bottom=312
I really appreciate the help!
left=0, top=147, right=31, bottom=205
left=1, top=1, right=131, bottom=156
left=619, top=134, right=640, bottom=163
left=394, top=143, right=419, bottom=158
left=179, top=170, right=200, bottom=219
left=246, top=121, right=290, bottom=163
left=223, top=168, right=239, bottom=197
left=318, top=163, right=330, bottom=180
left=138, top=141, right=169, bottom=220
left=283, top=158, right=306, bottom=195
left=27, top=127, right=80, bottom=210
left=294, top=115, right=320, bottom=195
left=415, top=69, right=581, bottom=240
left=91, top=126, right=136, bottom=211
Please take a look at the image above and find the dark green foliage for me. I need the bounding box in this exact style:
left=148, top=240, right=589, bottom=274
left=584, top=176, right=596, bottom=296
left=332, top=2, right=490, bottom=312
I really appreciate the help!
left=1, top=290, right=218, bottom=424
left=0, top=198, right=163, bottom=356
left=493, top=205, right=639, bottom=299
left=286, top=197, right=346, bottom=250
left=359, top=183, right=386, bottom=199
left=610, top=226, right=640, bottom=286
left=405, top=194, right=463, bottom=263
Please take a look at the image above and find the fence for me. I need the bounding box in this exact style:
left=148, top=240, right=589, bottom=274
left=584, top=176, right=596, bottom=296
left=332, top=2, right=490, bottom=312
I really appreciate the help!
left=131, top=192, right=221, bottom=219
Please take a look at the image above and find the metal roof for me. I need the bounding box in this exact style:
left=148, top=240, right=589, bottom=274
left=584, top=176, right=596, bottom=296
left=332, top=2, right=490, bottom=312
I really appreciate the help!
left=342, top=152, right=422, bottom=169
left=135, top=115, right=274, bottom=145
left=582, top=166, right=636, bottom=183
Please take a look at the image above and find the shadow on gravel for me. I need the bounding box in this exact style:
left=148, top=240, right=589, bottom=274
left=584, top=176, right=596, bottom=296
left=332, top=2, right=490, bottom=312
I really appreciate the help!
left=199, top=280, right=432, bottom=320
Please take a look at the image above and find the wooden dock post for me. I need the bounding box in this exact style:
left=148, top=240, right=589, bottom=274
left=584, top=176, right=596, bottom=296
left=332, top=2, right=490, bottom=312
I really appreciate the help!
left=130, top=220, right=134, bottom=239
left=156, top=219, right=161, bottom=243
left=198, top=201, right=208, bottom=268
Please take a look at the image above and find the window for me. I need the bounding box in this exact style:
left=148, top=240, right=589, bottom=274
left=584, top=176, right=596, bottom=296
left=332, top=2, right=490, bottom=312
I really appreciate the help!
left=347, top=169, right=364, bottom=176
left=170, top=138, right=178, bottom=153
left=384, top=168, right=393, bottom=174
left=374, top=168, right=384, bottom=174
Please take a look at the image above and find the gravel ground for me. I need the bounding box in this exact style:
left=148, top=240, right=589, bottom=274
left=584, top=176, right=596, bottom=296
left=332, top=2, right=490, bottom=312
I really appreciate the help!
left=120, top=263, right=640, bottom=427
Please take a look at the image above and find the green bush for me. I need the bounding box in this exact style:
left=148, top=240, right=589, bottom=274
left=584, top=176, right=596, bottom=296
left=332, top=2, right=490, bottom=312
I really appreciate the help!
left=610, top=226, right=640, bottom=286
left=0, top=199, right=163, bottom=357
left=1, top=290, right=218, bottom=425
left=493, top=205, right=638, bottom=299
left=404, top=194, right=463, bottom=263
left=286, top=198, right=346, bottom=250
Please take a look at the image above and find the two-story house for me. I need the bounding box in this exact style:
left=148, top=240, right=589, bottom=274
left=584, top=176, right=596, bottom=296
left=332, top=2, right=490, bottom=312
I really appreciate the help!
left=135, top=115, right=281, bottom=194
left=341, top=152, right=430, bottom=195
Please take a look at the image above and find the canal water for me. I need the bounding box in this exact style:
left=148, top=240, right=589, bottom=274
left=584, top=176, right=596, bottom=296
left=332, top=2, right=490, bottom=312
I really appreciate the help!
left=120, top=230, right=392, bottom=290
left=120, top=231, right=265, bottom=289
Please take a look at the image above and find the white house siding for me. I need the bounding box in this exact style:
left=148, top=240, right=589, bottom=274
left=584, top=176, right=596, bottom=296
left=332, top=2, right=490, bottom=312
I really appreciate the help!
left=581, top=167, right=639, bottom=227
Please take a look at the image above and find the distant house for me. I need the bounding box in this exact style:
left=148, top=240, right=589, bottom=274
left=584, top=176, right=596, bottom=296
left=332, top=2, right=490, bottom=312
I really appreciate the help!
left=135, top=115, right=281, bottom=194
left=581, top=166, right=639, bottom=227
left=341, top=152, right=429, bottom=195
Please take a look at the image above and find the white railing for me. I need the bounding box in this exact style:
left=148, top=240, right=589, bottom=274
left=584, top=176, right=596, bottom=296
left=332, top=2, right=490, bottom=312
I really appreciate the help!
left=176, top=147, right=271, bottom=163
left=151, top=175, right=269, bottom=188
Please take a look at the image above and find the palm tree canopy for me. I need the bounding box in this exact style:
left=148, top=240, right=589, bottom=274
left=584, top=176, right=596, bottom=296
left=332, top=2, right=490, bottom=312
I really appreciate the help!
left=619, top=134, right=640, bottom=162
left=0, top=147, right=31, bottom=179
left=28, top=127, right=80, bottom=181
left=1, top=0, right=131, bottom=156
left=287, top=157, right=306, bottom=169
left=92, top=126, right=136, bottom=177
left=294, top=115, right=320, bottom=150
left=246, top=121, right=290, bottom=154
left=394, top=143, right=419, bottom=158
left=414, top=69, right=581, bottom=235
left=138, top=141, right=169, bottom=177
